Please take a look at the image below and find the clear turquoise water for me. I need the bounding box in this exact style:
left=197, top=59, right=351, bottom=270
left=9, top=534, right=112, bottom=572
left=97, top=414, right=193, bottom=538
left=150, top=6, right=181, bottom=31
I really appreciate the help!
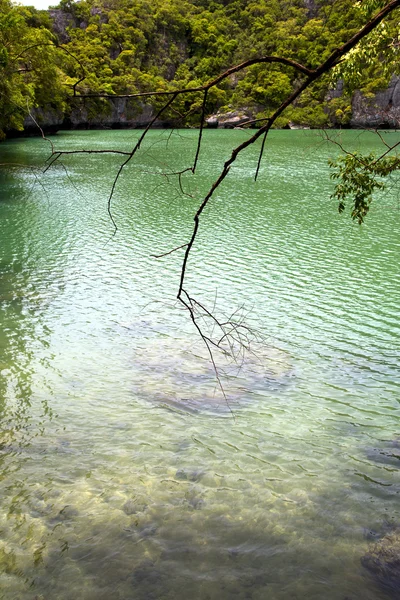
left=0, top=129, right=399, bottom=599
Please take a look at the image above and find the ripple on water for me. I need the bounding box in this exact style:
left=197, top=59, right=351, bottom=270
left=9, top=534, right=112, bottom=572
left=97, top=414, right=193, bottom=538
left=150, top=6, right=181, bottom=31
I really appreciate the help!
left=125, top=333, right=295, bottom=413
left=0, top=129, right=399, bottom=600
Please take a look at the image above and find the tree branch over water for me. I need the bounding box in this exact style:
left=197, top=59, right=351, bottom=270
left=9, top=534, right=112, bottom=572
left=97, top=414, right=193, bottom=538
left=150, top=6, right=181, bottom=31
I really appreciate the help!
left=42, top=0, right=400, bottom=394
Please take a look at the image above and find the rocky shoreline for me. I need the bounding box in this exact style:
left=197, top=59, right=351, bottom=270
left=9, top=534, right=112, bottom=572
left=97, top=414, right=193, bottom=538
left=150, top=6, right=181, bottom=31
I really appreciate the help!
left=11, top=74, right=400, bottom=137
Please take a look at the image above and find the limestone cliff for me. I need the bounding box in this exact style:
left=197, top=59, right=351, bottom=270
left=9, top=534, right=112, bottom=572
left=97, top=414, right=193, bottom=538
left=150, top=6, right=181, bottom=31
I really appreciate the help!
left=351, top=76, right=400, bottom=128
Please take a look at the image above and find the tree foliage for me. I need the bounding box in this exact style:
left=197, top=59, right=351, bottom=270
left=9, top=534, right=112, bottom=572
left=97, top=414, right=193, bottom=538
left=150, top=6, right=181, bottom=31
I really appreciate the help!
left=1, top=0, right=400, bottom=224
left=0, top=0, right=66, bottom=138
left=1, top=0, right=400, bottom=133
left=330, top=149, right=400, bottom=223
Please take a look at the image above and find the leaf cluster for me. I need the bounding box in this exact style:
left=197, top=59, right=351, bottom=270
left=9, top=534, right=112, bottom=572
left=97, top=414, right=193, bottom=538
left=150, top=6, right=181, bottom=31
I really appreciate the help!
left=329, top=150, right=400, bottom=223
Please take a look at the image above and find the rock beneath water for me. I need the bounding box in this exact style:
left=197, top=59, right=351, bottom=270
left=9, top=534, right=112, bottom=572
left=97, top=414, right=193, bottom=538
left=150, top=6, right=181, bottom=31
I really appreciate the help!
left=365, top=439, right=400, bottom=467
left=130, top=559, right=163, bottom=586
left=0, top=547, right=18, bottom=575
left=361, top=527, right=400, bottom=598
left=175, top=468, right=204, bottom=482
left=123, top=499, right=147, bottom=515
left=130, top=336, right=294, bottom=414
left=366, top=446, right=400, bottom=467
left=142, top=391, right=240, bottom=415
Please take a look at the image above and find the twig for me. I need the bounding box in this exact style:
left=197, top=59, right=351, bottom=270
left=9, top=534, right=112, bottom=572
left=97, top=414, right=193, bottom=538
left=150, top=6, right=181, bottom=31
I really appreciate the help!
left=26, top=102, right=56, bottom=154
left=106, top=93, right=178, bottom=232
left=73, top=56, right=314, bottom=99
left=151, top=243, right=189, bottom=258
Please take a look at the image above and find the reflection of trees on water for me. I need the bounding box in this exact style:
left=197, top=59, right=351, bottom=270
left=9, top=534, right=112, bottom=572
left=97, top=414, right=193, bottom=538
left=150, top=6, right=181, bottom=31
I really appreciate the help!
left=0, top=167, right=58, bottom=589
left=0, top=245, right=54, bottom=426
left=0, top=260, right=51, bottom=591
left=0, top=155, right=58, bottom=423
left=0, top=255, right=54, bottom=444
left=0, top=260, right=33, bottom=408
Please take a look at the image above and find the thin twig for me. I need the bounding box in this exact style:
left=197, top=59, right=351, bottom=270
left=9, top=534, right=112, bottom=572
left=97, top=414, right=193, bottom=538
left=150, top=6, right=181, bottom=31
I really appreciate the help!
left=192, top=89, right=208, bottom=173
left=73, top=56, right=314, bottom=99
left=151, top=243, right=189, bottom=258
left=106, top=93, right=178, bottom=231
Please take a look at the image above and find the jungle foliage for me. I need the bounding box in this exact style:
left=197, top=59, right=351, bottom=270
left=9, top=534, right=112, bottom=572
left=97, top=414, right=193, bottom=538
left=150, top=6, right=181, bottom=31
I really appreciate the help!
left=1, top=0, right=399, bottom=138
left=0, top=0, right=66, bottom=138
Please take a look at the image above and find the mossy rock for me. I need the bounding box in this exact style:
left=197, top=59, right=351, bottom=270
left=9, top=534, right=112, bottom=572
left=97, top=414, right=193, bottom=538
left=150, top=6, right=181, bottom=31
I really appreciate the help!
left=0, top=547, right=18, bottom=575
left=361, top=527, right=400, bottom=598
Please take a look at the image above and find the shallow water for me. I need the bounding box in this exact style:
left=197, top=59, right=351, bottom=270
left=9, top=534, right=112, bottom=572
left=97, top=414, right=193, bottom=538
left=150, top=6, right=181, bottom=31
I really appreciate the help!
left=0, top=129, right=399, bottom=599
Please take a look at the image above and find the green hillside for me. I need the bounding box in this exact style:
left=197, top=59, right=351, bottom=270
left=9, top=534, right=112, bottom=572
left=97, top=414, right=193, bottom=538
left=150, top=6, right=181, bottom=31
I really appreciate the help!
left=0, top=0, right=398, bottom=137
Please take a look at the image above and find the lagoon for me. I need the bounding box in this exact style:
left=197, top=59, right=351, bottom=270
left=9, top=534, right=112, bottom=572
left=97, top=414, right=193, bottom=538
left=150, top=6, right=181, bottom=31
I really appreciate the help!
left=0, top=129, right=399, bottom=599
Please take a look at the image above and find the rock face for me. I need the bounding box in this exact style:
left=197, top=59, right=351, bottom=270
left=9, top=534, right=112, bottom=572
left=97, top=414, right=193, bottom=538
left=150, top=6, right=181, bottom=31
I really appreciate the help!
left=303, top=0, right=319, bottom=17
left=19, top=79, right=400, bottom=134
left=64, top=97, right=173, bottom=129
left=21, top=98, right=174, bottom=135
left=48, top=9, right=75, bottom=44
left=14, top=106, right=64, bottom=137
left=351, top=75, right=400, bottom=128
left=16, top=74, right=400, bottom=135
left=206, top=110, right=253, bottom=129
left=361, top=526, right=400, bottom=598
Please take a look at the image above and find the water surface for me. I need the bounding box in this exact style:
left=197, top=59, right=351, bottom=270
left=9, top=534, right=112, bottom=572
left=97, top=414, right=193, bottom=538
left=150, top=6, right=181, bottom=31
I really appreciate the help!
left=0, top=129, right=399, bottom=599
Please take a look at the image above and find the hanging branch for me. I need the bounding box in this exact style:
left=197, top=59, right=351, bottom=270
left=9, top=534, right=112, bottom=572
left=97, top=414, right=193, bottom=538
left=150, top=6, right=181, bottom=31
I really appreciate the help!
left=174, top=0, right=400, bottom=315
left=105, top=93, right=179, bottom=230
left=13, top=42, right=87, bottom=92
left=38, top=0, right=400, bottom=401
left=75, top=56, right=313, bottom=100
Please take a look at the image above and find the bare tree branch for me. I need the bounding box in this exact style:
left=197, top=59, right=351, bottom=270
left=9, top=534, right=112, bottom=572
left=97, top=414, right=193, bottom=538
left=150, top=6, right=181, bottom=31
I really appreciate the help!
left=192, top=89, right=208, bottom=174
left=177, top=0, right=400, bottom=308
left=37, top=0, right=400, bottom=407
left=106, top=93, right=178, bottom=231
left=73, top=56, right=314, bottom=100
left=151, top=243, right=189, bottom=258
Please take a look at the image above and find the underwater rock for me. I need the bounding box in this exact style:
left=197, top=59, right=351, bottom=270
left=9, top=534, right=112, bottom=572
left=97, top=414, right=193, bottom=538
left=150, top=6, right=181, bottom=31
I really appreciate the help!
left=138, top=524, right=158, bottom=538
left=361, top=526, right=400, bottom=598
left=131, top=336, right=294, bottom=413
left=187, top=496, right=205, bottom=510
left=175, top=468, right=204, bottom=482
left=365, top=440, right=400, bottom=467
left=122, top=499, right=147, bottom=515
left=130, top=559, right=163, bottom=587
left=363, top=527, right=385, bottom=542
left=0, top=547, right=18, bottom=575
left=366, top=447, right=400, bottom=467
left=52, top=504, right=79, bottom=523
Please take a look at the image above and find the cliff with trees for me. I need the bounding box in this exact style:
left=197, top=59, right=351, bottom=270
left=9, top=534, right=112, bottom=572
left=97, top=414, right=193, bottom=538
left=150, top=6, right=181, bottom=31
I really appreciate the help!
left=1, top=0, right=399, bottom=138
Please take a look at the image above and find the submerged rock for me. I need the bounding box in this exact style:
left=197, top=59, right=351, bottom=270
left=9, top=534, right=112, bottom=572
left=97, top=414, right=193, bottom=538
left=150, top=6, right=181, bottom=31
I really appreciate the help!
left=0, top=547, right=18, bottom=575
left=365, top=439, right=400, bottom=467
left=366, top=447, right=400, bottom=467
left=122, top=499, right=147, bottom=515
left=130, top=336, right=294, bottom=414
left=175, top=468, right=204, bottom=482
left=130, top=559, right=163, bottom=586
left=361, top=526, right=400, bottom=598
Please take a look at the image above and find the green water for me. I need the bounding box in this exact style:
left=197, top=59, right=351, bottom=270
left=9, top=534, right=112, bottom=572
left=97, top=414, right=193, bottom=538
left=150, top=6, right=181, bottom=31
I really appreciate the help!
left=0, top=129, right=399, bottom=600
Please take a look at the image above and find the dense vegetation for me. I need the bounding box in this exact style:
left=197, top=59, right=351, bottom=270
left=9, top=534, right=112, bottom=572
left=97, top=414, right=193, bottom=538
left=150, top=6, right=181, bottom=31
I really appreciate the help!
left=0, top=0, right=399, bottom=137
